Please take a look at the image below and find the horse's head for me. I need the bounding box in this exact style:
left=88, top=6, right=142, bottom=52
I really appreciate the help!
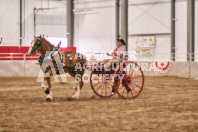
left=29, top=35, right=53, bottom=56
left=28, top=36, right=42, bottom=56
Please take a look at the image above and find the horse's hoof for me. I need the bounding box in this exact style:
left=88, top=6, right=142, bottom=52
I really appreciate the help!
left=90, top=96, right=96, bottom=99
left=67, top=97, right=77, bottom=101
left=46, top=98, right=52, bottom=102
left=72, top=96, right=79, bottom=100
left=45, top=88, right=50, bottom=94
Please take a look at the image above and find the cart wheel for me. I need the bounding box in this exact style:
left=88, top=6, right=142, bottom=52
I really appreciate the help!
left=90, top=72, right=115, bottom=98
left=114, top=62, right=144, bottom=99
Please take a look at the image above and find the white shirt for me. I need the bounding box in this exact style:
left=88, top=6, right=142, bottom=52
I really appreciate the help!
left=113, top=45, right=125, bottom=59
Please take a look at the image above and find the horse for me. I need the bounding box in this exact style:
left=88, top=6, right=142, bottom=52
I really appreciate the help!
left=28, top=35, right=87, bottom=101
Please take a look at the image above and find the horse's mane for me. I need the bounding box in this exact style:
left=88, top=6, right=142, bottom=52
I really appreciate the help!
left=41, top=37, right=54, bottom=47
left=34, top=35, right=55, bottom=48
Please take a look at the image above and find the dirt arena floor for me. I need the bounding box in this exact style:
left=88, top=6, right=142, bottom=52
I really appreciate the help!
left=0, top=76, right=198, bottom=132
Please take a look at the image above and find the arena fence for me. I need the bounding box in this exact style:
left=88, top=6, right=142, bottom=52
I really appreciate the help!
left=0, top=53, right=39, bottom=61
left=0, top=52, right=197, bottom=80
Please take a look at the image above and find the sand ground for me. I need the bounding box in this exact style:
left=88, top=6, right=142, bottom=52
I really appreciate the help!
left=0, top=76, right=198, bottom=132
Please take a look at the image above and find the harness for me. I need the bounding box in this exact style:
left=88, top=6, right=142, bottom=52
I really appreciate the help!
left=38, top=46, right=60, bottom=65
left=38, top=51, right=77, bottom=70
left=34, top=37, right=82, bottom=71
left=63, top=52, right=74, bottom=69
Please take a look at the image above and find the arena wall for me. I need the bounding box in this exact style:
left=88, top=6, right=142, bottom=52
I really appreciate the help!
left=143, top=62, right=198, bottom=79
left=0, top=0, right=197, bottom=78
left=2, top=0, right=195, bottom=62
left=0, top=0, right=67, bottom=46
left=74, top=0, right=116, bottom=53
left=175, top=0, right=187, bottom=62
left=0, top=61, right=40, bottom=77
left=0, top=61, right=197, bottom=79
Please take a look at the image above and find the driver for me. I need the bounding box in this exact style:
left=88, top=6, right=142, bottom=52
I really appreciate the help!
left=101, top=39, right=126, bottom=69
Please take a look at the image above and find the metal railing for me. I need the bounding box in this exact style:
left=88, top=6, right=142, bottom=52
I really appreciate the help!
left=79, top=52, right=198, bottom=62
left=0, top=52, right=197, bottom=62
left=0, top=53, right=39, bottom=61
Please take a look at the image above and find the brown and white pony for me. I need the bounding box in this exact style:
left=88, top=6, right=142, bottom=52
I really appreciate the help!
left=29, top=35, right=86, bottom=101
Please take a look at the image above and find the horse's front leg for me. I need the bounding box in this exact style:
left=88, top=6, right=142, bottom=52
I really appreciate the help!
left=42, top=71, right=53, bottom=101
left=72, top=79, right=81, bottom=99
left=45, top=76, right=53, bottom=101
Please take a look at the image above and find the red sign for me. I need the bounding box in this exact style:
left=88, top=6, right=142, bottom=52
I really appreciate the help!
left=155, top=61, right=171, bottom=73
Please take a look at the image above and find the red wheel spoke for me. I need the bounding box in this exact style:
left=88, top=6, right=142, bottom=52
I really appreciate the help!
left=107, top=83, right=112, bottom=94
left=122, top=87, right=126, bottom=95
left=105, top=83, right=107, bottom=96
left=132, top=75, right=142, bottom=79
left=132, top=71, right=136, bottom=77
left=131, top=82, right=142, bottom=89
left=107, top=82, right=113, bottom=90
left=130, top=64, right=136, bottom=76
left=91, top=62, right=144, bottom=99
left=91, top=72, right=115, bottom=98
left=131, top=84, right=138, bottom=94
left=114, top=62, right=144, bottom=99
left=108, top=82, right=113, bottom=87
left=128, top=65, right=131, bottom=76
left=118, top=84, right=122, bottom=90
left=132, top=80, right=143, bottom=83
left=116, top=84, right=121, bottom=91
left=101, top=84, right=104, bottom=94
left=96, top=83, right=103, bottom=92
left=129, top=65, right=132, bottom=76
left=93, top=82, right=101, bottom=87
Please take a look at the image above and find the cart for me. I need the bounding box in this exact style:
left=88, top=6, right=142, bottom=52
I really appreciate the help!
left=82, top=61, right=144, bottom=99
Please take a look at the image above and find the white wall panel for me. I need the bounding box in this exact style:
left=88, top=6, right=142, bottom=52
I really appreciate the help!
left=128, top=0, right=171, bottom=34
left=0, top=0, right=20, bottom=46
left=0, top=0, right=66, bottom=46
left=0, top=0, right=194, bottom=63
left=23, top=0, right=66, bottom=46
left=195, top=0, right=198, bottom=62
left=175, top=0, right=187, bottom=61
left=128, top=0, right=171, bottom=62
left=74, top=1, right=116, bottom=54
left=35, top=9, right=66, bottom=38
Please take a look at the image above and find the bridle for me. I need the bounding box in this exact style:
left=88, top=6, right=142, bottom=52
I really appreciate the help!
left=29, top=37, right=42, bottom=55
left=29, top=36, right=61, bottom=56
